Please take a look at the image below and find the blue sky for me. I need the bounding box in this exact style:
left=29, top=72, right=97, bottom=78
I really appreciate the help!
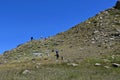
left=0, top=0, right=117, bottom=53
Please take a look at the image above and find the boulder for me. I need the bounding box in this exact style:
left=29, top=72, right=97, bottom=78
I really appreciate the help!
left=112, top=63, right=120, bottom=67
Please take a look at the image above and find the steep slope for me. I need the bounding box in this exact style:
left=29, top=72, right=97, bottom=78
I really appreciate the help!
left=0, top=2, right=120, bottom=80
left=1, top=5, right=120, bottom=63
left=54, top=7, right=120, bottom=60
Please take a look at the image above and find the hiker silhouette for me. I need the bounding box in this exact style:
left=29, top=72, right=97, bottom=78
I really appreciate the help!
left=55, top=50, right=59, bottom=60
left=31, top=37, right=33, bottom=41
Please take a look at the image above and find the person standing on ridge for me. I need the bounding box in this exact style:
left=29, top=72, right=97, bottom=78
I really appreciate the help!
left=31, top=37, right=33, bottom=41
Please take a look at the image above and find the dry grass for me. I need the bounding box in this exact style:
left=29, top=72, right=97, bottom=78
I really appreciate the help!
left=0, top=57, right=120, bottom=80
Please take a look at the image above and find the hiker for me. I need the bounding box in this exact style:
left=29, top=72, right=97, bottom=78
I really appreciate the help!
left=55, top=50, right=59, bottom=60
left=31, top=37, right=33, bottom=41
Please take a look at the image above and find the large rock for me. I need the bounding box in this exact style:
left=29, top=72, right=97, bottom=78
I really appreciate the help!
left=112, top=63, right=120, bottom=67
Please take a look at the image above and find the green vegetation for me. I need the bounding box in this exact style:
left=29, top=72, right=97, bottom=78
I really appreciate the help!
left=0, top=58, right=120, bottom=80
left=0, top=4, right=120, bottom=80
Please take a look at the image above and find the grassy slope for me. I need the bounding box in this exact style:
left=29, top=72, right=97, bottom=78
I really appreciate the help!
left=0, top=59, right=120, bottom=80
left=0, top=7, right=120, bottom=80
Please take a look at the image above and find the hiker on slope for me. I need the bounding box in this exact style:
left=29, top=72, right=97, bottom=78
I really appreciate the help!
left=55, top=50, right=59, bottom=60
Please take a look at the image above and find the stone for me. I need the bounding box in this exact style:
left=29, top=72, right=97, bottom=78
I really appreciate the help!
left=36, top=63, right=41, bottom=66
left=94, top=30, right=99, bottom=34
left=67, top=63, right=71, bottom=66
left=95, top=63, right=101, bottom=66
left=110, top=37, right=115, bottom=40
left=91, top=41, right=95, bottom=44
left=112, top=63, right=120, bottom=67
left=35, top=65, right=39, bottom=69
left=71, top=63, right=78, bottom=67
left=115, top=28, right=120, bottom=32
left=33, top=53, right=43, bottom=57
left=99, top=16, right=103, bottom=20
left=104, top=66, right=110, bottom=69
left=22, top=70, right=31, bottom=74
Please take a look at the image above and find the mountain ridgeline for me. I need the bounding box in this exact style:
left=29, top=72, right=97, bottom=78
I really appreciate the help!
left=1, top=2, right=120, bottom=63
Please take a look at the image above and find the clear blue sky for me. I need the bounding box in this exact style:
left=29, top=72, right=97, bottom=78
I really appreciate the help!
left=0, top=0, right=117, bottom=53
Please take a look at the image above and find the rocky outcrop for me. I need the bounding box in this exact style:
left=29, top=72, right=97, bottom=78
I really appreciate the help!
left=114, top=0, right=120, bottom=9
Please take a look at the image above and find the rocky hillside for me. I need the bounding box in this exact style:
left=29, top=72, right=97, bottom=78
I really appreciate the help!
left=1, top=2, right=120, bottom=63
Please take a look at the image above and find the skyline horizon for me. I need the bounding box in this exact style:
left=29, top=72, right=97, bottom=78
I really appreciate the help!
left=0, top=0, right=117, bottom=54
